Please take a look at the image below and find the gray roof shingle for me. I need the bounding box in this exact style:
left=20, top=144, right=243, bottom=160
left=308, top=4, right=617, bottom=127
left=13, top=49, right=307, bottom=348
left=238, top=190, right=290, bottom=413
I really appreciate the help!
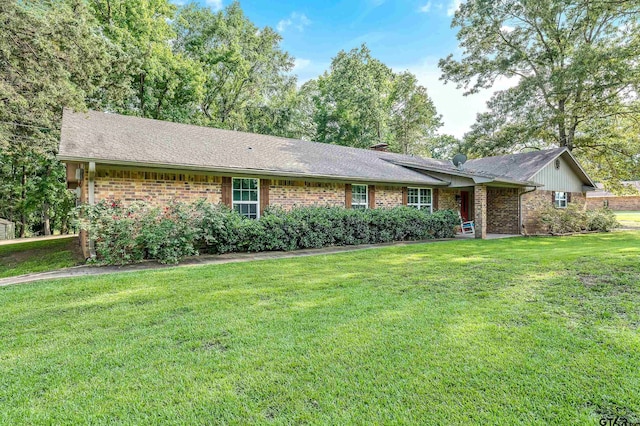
left=464, top=148, right=568, bottom=182
left=59, top=110, right=449, bottom=186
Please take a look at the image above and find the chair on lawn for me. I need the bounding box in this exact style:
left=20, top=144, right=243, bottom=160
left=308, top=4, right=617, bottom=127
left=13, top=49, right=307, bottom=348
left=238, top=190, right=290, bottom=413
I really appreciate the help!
left=459, top=211, right=475, bottom=235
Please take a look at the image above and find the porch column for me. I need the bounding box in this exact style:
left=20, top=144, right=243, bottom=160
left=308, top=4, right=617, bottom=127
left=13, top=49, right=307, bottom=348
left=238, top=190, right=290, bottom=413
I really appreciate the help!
left=474, top=185, right=487, bottom=239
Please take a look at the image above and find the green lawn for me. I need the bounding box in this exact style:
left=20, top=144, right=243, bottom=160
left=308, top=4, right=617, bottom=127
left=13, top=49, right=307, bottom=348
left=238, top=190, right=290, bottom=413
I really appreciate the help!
left=1, top=233, right=639, bottom=424
left=616, top=211, right=640, bottom=228
left=0, top=237, right=84, bottom=278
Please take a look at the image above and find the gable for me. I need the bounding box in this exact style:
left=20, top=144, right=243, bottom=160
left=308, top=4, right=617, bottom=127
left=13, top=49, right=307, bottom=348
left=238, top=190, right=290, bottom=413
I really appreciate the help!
left=531, top=154, right=586, bottom=192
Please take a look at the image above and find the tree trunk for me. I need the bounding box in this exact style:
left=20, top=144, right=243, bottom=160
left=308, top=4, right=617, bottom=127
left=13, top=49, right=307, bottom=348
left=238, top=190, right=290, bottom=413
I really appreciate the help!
left=558, top=99, right=568, bottom=147
left=43, top=202, right=51, bottom=236
left=19, top=166, right=26, bottom=238
left=139, top=73, right=146, bottom=113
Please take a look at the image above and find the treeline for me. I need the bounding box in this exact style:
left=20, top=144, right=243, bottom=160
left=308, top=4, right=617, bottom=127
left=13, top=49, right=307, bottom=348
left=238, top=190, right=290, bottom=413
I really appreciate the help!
left=0, top=0, right=443, bottom=237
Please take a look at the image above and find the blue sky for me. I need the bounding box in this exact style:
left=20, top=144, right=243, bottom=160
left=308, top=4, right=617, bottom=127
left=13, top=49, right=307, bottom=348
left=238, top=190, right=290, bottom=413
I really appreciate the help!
left=184, top=0, right=515, bottom=138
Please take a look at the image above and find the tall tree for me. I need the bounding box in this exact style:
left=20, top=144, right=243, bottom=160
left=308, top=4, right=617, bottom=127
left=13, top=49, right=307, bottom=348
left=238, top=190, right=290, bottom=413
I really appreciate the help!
left=389, top=71, right=442, bottom=154
left=0, top=1, right=122, bottom=236
left=312, top=45, right=394, bottom=148
left=305, top=45, right=442, bottom=152
left=173, top=2, right=296, bottom=132
left=440, top=0, right=640, bottom=185
left=89, top=0, right=204, bottom=121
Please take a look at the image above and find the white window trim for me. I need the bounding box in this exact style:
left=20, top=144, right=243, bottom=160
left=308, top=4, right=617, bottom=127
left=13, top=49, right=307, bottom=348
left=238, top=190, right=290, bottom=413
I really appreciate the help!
left=407, top=187, right=433, bottom=213
left=351, top=184, right=368, bottom=209
left=555, top=191, right=567, bottom=209
left=232, top=177, right=260, bottom=219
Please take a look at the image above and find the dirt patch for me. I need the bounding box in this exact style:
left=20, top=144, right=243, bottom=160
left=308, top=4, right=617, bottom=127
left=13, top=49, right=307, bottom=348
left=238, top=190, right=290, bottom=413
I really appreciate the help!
left=201, top=340, right=229, bottom=352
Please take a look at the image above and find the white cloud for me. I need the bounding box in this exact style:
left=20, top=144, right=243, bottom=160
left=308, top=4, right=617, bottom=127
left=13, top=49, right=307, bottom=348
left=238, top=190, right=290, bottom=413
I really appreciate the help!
left=277, top=12, right=311, bottom=33
left=501, top=25, right=515, bottom=33
left=205, top=0, right=223, bottom=11
left=419, top=2, right=432, bottom=13
left=447, top=0, right=462, bottom=17
left=293, top=58, right=311, bottom=72
left=395, top=58, right=519, bottom=138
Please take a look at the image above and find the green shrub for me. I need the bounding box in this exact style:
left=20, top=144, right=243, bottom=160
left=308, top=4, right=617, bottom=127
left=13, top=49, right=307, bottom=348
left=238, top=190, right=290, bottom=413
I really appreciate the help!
left=540, top=204, right=619, bottom=234
left=77, top=201, right=460, bottom=265
left=586, top=208, right=619, bottom=232
left=77, top=200, right=201, bottom=265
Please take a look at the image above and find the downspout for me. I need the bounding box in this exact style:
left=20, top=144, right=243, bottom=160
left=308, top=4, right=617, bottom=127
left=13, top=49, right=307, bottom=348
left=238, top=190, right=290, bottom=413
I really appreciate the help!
left=519, top=186, right=537, bottom=235
left=88, top=162, right=97, bottom=259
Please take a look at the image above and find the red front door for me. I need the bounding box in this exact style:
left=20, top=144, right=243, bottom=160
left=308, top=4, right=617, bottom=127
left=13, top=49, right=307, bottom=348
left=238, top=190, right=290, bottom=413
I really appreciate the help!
left=460, top=191, right=470, bottom=221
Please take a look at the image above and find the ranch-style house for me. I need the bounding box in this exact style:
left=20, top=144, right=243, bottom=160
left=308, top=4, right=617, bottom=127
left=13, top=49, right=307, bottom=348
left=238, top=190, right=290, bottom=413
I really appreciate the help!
left=58, top=109, right=597, bottom=256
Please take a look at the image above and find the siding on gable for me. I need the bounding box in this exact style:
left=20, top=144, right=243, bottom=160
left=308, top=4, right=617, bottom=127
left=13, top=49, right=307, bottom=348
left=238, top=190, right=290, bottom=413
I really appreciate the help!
left=531, top=155, right=584, bottom=192
left=424, top=171, right=475, bottom=188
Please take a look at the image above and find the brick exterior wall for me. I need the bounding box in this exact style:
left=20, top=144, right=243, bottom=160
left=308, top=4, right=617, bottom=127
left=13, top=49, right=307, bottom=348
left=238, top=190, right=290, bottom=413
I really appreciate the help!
left=268, top=180, right=345, bottom=209
left=587, top=196, right=640, bottom=211
left=94, top=169, right=222, bottom=205
left=487, top=188, right=520, bottom=234
left=91, top=170, right=407, bottom=212
left=438, top=188, right=459, bottom=211
left=474, top=185, right=487, bottom=239
left=375, top=185, right=404, bottom=208
left=522, top=190, right=586, bottom=235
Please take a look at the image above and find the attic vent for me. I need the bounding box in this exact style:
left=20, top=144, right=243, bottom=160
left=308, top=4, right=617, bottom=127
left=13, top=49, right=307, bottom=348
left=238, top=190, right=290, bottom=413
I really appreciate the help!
left=555, top=158, right=561, bottom=169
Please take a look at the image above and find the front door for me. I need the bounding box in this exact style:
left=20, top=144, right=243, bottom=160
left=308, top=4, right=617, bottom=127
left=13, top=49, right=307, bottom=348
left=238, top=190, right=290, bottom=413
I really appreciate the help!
left=460, top=191, right=470, bottom=221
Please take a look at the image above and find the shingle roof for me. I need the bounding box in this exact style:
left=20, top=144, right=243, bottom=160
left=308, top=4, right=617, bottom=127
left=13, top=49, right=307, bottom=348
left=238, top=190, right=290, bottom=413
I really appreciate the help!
left=58, top=110, right=448, bottom=186
left=464, top=147, right=595, bottom=188
left=58, top=110, right=593, bottom=188
left=588, top=181, right=640, bottom=197
left=464, top=148, right=568, bottom=182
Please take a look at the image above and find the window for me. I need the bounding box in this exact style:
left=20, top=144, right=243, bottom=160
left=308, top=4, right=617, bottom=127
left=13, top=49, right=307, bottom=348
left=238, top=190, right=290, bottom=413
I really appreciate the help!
left=233, top=178, right=259, bottom=219
left=554, top=191, right=567, bottom=208
left=407, top=188, right=433, bottom=212
left=351, top=184, right=368, bottom=209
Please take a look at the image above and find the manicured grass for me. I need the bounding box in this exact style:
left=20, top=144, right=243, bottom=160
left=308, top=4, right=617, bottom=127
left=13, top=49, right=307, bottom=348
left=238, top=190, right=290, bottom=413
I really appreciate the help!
left=616, top=211, right=640, bottom=228
left=1, top=233, right=639, bottom=424
left=0, top=237, right=84, bottom=278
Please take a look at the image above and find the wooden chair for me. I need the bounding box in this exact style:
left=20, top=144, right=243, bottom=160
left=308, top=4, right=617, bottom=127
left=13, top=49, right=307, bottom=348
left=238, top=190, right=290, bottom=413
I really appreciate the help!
left=459, top=211, right=475, bottom=235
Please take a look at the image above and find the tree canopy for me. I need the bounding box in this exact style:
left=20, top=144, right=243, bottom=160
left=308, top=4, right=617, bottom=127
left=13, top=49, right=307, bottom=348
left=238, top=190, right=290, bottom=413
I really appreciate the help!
left=304, top=45, right=442, bottom=153
left=440, top=0, right=640, bottom=185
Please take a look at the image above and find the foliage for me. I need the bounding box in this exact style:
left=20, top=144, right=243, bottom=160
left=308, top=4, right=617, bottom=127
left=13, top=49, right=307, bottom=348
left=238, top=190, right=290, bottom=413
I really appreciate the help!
left=78, top=201, right=459, bottom=264
left=424, top=134, right=465, bottom=160
left=440, top=0, right=640, bottom=185
left=540, top=205, right=619, bottom=234
left=0, top=0, right=125, bottom=236
left=76, top=200, right=201, bottom=265
left=305, top=45, right=442, bottom=151
left=89, top=0, right=205, bottom=121
left=173, top=2, right=296, bottom=132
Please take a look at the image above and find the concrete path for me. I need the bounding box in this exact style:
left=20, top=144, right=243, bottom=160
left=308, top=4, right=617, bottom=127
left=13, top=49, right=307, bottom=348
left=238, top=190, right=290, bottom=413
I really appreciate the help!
left=0, top=234, right=78, bottom=246
left=0, top=238, right=465, bottom=287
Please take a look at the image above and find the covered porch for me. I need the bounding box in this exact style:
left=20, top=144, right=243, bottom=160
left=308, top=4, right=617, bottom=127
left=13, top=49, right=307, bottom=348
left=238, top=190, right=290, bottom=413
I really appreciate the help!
left=437, top=185, right=525, bottom=239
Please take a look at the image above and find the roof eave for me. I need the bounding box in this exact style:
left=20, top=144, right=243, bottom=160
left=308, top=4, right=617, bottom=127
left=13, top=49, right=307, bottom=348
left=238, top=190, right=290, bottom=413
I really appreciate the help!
left=57, top=155, right=450, bottom=187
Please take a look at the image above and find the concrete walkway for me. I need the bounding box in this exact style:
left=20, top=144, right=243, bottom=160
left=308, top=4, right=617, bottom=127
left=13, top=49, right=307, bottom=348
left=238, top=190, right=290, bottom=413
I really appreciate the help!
left=1, top=238, right=466, bottom=287
left=0, top=234, right=78, bottom=246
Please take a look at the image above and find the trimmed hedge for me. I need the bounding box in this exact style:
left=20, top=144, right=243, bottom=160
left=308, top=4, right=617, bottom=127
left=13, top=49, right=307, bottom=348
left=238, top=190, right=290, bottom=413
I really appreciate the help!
left=77, top=200, right=459, bottom=265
